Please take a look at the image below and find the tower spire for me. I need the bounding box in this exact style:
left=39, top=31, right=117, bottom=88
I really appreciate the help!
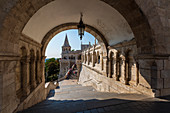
left=63, top=34, right=70, bottom=47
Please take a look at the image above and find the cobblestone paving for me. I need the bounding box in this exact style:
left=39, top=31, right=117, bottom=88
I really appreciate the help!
left=19, top=80, right=170, bottom=113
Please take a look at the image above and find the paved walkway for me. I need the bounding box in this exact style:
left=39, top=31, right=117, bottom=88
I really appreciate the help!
left=19, top=79, right=170, bottom=113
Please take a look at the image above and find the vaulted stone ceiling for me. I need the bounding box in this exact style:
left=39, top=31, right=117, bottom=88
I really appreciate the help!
left=22, top=0, right=134, bottom=46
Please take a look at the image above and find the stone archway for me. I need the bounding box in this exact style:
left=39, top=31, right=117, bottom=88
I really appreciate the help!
left=0, top=0, right=168, bottom=55
left=41, top=23, right=108, bottom=57
left=0, top=0, right=169, bottom=113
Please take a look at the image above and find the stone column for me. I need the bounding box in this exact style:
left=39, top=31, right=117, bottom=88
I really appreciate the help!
left=35, top=59, right=38, bottom=84
left=92, top=51, right=95, bottom=67
left=103, top=56, right=108, bottom=77
left=37, top=60, right=41, bottom=84
left=30, top=57, right=37, bottom=90
left=136, top=62, right=139, bottom=85
left=88, top=53, right=90, bottom=65
left=113, top=57, right=117, bottom=78
left=40, top=56, right=46, bottom=82
left=21, top=57, right=30, bottom=96
left=108, top=58, right=112, bottom=78
left=109, top=55, right=114, bottom=78
left=96, top=52, right=99, bottom=64
left=76, top=60, right=82, bottom=81
left=85, top=53, right=87, bottom=64
left=120, top=56, right=126, bottom=84
left=100, top=52, right=103, bottom=71
left=116, top=56, right=120, bottom=81
left=125, top=59, right=129, bottom=85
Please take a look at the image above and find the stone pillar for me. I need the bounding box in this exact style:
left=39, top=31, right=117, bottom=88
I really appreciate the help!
left=125, top=59, right=129, bottom=85
left=109, top=55, right=114, bottom=78
left=121, top=56, right=126, bottom=85
left=136, top=62, right=139, bottom=85
left=21, top=57, right=31, bottom=96
left=40, top=56, right=46, bottom=82
left=84, top=53, right=87, bottom=64
left=76, top=60, right=82, bottom=81
left=88, top=53, right=90, bottom=65
left=108, top=58, right=112, bottom=78
left=119, top=55, right=125, bottom=83
left=113, top=57, right=117, bottom=78
left=35, top=59, right=38, bottom=84
left=100, top=52, right=103, bottom=71
left=103, top=56, right=108, bottom=77
left=92, top=51, right=95, bottom=67
left=37, top=60, right=41, bottom=84
left=30, top=57, right=37, bottom=90
left=116, top=55, right=120, bottom=81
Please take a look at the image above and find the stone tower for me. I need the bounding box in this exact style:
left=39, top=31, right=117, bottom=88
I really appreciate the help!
left=62, top=34, right=71, bottom=53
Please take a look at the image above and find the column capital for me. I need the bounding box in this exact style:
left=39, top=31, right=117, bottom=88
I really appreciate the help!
left=120, top=55, right=126, bottom=61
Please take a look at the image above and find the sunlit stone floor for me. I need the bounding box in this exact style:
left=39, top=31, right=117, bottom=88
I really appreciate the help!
left=19, top=79, right=170, bottom=113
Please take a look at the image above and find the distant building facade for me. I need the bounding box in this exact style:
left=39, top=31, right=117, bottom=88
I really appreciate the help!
left=59, top=34, right=90, bottom=78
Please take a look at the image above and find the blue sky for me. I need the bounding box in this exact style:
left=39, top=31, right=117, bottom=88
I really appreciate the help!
left=45, top=29, right=96, bottom=58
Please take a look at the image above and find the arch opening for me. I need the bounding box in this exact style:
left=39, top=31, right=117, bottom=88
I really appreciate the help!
left=1, top=0, right=170, bottom=112
left=42, top=23, right=108, bottom=57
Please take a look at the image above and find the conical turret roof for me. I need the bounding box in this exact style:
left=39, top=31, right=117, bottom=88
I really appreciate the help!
left=63, top=34, right=70, bottom=47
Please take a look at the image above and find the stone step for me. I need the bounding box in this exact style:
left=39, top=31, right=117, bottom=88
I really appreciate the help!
left=19, top=80, right=169, bottom=113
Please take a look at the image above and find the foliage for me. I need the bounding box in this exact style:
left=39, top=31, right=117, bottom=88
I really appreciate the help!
left=46, top=74, right=58, bottom=82
left=45, top=58, right=60, bottom=82
left=71, top=49, right=75, bottom=51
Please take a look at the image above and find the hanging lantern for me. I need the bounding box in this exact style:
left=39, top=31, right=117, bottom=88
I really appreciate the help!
left=77, top=13, right=85, bottom=40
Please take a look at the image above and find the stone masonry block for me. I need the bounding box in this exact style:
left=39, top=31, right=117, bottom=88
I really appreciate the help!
left=161, top=88, right=170, bottom=96
left=156, top=78, right=164, bottom=89
left=164, top=78, right=170, bottom=88
left=155, top=60, right=164, bottom=70
left=138, top=59, right=153, bottom=69
left=164, top=60, right=170, bottom=70
left=161, top=70, right=170, bottom=78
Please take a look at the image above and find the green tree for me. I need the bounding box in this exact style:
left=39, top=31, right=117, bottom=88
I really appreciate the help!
left=45, top=58, right=60, bottom=82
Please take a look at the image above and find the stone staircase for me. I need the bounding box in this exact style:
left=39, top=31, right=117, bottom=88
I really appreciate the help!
left=18, top=80, right=170, bottom=113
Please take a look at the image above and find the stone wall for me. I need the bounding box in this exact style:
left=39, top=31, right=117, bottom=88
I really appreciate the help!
left=79, top=38, right=170, bottom=97
left=15, top=82, right=45, bottom=112
left=79, top=65, right=141, bottom=94
left=79, top=39, right=156, bottom=97
left=0, top=34, right=52, bottom=113
left=15, top=81, right=58, bottom=112
left=0, top=60, right=19, bottom=113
